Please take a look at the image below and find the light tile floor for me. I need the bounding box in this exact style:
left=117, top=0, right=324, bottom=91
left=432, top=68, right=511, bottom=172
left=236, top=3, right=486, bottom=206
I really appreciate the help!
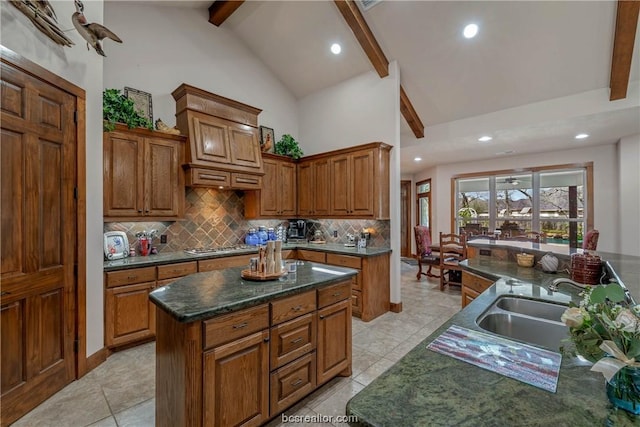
left=13, top=262, right=460, bottom=427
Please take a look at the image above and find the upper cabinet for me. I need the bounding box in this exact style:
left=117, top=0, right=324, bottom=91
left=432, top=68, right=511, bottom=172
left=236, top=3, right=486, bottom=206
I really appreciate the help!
left=299, top=143, right=391, bottom=220
left=172, top=84, right=263, bottom=190
left=245, top=153, right=297, bottom=218
left=103, top=125, right=186, bottom=221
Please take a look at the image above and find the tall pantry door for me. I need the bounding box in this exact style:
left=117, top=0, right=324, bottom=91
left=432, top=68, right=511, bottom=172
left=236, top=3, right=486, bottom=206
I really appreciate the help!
left=1, top=56, right=77, bottom=425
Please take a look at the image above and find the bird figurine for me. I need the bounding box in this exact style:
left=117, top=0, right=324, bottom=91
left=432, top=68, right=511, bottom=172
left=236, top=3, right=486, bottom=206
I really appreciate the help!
left=72, top=0, right=122, bottom=57
left=155, top=119, right=181, bottom=135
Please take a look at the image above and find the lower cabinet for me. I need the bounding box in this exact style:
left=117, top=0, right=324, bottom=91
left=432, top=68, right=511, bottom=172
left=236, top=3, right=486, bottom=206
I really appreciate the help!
left=461, top=271, right=494, bottom=308
left=317, top=298, right=351, bottom=385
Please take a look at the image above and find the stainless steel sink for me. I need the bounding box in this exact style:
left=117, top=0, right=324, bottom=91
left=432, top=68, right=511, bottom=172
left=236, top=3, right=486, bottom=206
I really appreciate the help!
left=476, top=296, right=569, bottom=350
left=496, top=297, right=567, bottom=322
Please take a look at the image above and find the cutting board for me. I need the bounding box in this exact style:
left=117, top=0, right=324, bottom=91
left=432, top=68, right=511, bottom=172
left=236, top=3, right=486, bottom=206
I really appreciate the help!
left=427, top=325, right=562, bottom=392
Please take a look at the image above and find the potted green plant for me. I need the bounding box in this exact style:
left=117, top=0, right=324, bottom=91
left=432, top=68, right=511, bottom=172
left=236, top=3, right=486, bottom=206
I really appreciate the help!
left=274, top=134, right=304, bottom=159
left=102, top=88, right=153, bottom=132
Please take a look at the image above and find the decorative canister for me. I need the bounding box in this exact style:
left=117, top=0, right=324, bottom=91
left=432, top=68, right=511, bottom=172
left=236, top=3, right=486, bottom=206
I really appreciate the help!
left=257, top=226, right=268, bottom=245
left=245, top=228, right=260, bottom=246
left=539, top=253, right=559, bottom=273
left=570, top=252, right=602, bottom=285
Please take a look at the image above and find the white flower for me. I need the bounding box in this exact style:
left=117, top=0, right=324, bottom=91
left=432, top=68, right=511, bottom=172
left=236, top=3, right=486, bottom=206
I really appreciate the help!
left=613, top=309, right=638, bottom=333
left=561, top=307, right=585, bottom=328
left=632, top=305, right=640, bottom=316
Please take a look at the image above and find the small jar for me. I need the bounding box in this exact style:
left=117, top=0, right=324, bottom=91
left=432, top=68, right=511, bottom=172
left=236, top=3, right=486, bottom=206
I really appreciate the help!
left=245, top=228, right=260, bottom=246
left=257, top=226, right=268, bottom=245
left=267, top=227, right=277, bottom=241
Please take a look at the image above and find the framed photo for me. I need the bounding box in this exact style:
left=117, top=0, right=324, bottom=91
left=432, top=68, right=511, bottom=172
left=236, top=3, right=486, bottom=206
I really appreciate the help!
left=124, top=87, right=153, bottom=123
left=259, top=126, right=275, bottom=153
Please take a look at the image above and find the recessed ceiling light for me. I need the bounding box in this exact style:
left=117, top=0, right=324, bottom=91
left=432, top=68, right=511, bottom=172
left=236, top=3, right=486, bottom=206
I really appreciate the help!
left=330, top=43, right=342, bottom=55
left=463, top=24, right=478, bottom=39
left=478, top=136, right=492, bottom=142
left=414, top=157, right=422, bottom=162
left=575, top=133, right=589, bottom=140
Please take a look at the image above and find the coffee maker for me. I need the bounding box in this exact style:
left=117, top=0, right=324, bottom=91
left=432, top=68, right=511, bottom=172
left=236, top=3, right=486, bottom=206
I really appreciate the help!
left=287, top=219, right=307, bottom=241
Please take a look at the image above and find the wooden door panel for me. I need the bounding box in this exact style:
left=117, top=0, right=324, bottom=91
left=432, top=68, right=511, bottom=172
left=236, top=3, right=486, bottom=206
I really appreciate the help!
left=192, top=114, right=230, bottom=163
left=104, top=132, right=141, bottom=216
left=260, top=159, right=278, bottom=216
left=1, top=129, right=24, bottom=276
left=229, top=125, right=261, bottom=168
left=146, top=137, right=179, bottom=215
left=313, top=159, right=330, bottom=215
left=330, top=155, right=350, bottom=215
left=351, top=151, right=374, bottom=216
left=1, top=59, right=77, bottom=426
left=280, top=162, right=296, bottom=216
left=297, top=161, right=313, bottom=215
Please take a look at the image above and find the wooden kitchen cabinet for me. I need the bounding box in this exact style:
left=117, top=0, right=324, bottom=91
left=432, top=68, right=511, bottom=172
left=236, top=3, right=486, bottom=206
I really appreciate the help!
left=297, top=158, right=330, bottom=217
left=317, top=287, right=352, bottom=385
left=461, top=271, right=494, bottom=308
left=245, top=153, right=297, bottom=218
left=103, top=125, right=185, bottom=221
left=104, top=266, right=158, bottom=348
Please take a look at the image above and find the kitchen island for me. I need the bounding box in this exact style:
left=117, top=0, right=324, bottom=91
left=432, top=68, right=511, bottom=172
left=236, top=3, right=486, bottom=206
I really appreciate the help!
left=346, top=253, right=639, bottom=426
left=150, top=261, right=358, bottom=427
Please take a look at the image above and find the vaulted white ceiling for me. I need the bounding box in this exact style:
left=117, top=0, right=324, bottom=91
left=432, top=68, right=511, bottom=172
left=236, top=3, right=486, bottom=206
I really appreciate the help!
left=147, top=1, right=640, bottom=174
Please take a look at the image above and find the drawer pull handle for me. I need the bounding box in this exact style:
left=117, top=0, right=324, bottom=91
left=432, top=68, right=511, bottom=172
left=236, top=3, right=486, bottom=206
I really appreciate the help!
left=291, top=337, right=303, bottom=344
left=1, top=291, right=10, bottom=296
left=232, top=322, right=248, bottom=330
left=291, top=378, right=303, bottom=387
left=127, top=276, right=137, bottom=280
left=292, top=305, right=302, bottom=312
left=332, top=292, right=342, bottom=297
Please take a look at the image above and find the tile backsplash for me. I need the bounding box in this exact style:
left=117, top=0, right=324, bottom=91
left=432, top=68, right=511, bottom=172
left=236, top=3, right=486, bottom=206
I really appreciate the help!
left=104, top=188, right=390, bottom=254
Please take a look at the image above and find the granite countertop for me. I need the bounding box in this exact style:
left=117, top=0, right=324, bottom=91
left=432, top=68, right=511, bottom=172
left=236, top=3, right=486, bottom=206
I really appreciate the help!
left=346, top=255, right=638, bottom=426
left=104, top=243, right=391, bottom=272
left=149, top=261, right=358, bottom=323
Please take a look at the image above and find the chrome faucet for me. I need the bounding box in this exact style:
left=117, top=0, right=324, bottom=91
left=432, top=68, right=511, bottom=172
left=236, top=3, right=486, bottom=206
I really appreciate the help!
left=548, top=278, right=589, bottom=292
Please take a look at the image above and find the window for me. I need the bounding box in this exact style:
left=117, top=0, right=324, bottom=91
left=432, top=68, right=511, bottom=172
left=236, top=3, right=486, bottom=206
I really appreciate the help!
left=416, top=179, right=431, bottom=230
left=452, top=164, right=592, bottom=248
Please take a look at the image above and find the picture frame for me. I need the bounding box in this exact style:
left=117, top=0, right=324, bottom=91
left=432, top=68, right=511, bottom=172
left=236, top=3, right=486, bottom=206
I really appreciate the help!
left=259, top=126, right=275, bottom=153
left=124, top=87, right=153, bottom=123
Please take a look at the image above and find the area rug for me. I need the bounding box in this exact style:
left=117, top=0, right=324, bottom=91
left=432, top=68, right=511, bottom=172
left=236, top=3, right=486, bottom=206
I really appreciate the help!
left=427, top=325, right=561, bottom=392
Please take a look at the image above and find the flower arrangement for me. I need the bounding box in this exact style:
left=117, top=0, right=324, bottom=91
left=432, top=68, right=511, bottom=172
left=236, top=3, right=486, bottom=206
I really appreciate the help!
left=561, top=282, right=640, bottom=413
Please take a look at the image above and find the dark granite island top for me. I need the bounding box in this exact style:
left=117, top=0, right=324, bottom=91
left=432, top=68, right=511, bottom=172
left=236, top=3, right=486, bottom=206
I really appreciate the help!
left=149, top=261, right=358, bottom=323
left=346, top=255, right=639, bottom=426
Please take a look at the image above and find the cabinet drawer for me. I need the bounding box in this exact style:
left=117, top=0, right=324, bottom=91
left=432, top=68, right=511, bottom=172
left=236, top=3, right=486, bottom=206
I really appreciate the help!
left=297, top=250, right=326, bottom=263
left=199, top=254, right=254, bottom=272
left=271, top=290, right=316, bottom=325
left=157, top=261, right=197, bottom=280
left=350, top=273, right=361, bottom=291
left=462, top=271, right=494, bottom=294
left=326, top=253, right=362, bottom=270
left=318, top=280, right=351, bottom=309
left=351, top=290, right=362, bottom=316
left=270, top=313, right=316, bottom=370
left=188, top=167, right=230, bottom=187
left=270, top=352, right=316, bottom=416
left=106, top=266, right=156, bottom=288
left=231, top=173, right=262, bottom=190
left=203, top=304, right=269, bottom=349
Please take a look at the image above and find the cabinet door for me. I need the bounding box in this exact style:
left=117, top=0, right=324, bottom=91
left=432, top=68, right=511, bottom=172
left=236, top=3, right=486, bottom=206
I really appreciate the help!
left=144, top=137, right=182, bottom=217
left=228, top=122, right=262, bottom=169
left=279, top=161, right=297, bottom=216
left=313, top=158, right=331, bottom=216
left=105, top=282, right=156, bottom=348
left=191, top=112, right=231, bottom=165
left=203, top=330, right=269, bottom=427
left=103, top=131, right=143, bottom=216
left=350, top=150, right=374, bottom=216
left=297, top=161, right=314, bottom=216
left=317, top=299, right=351, bottom=385
left=259, top=158, right=279, bottom=217
left=329, top=155, right=350, bottom=216
left=461, top=286, right=480, bottom=308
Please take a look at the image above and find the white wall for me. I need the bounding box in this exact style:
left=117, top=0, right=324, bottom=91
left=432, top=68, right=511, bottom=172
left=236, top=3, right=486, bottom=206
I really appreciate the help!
left=103, top=3, right=298, bottom=140
left=1, top=0, right=105, bottom=355
left=618, top=134, right=640, bottom=256
left=298, top=63, right=402, bottom=305
left=414, top=143, right=620, bottom=253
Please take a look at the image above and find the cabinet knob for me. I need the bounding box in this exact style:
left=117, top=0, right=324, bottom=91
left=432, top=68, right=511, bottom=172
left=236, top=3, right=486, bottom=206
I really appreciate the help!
left=263, top=337, right=270, bottom=343
left=138, top=209, right=143, bottom=213
left=319, top=314, right=325, bottom=319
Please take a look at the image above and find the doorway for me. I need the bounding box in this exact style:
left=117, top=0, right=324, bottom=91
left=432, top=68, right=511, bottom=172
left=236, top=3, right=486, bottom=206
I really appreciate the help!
left=400, top=180, right=411, bottom=257
left=1, top=46, right=84, bottom=425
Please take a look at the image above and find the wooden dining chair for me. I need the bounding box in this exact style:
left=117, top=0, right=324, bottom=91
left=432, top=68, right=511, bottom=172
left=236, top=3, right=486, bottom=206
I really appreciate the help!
left=414, top=226, right=440, bottom=280
left=438, top=232, right=467, bottom=291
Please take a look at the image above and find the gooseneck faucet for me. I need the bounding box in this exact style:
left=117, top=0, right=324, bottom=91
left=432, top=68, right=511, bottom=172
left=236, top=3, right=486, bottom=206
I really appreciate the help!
left=548, top=278, right=589, bottom=292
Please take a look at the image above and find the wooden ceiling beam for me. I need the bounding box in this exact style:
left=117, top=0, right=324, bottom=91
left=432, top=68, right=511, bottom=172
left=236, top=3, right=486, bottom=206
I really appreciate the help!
left=400, top=85, right=424, bottom=138
left=609, top=0, right=640, bottom=101
left=334, top=0, right=389, bottom=77
left=334, top=0, right=425, bottom=138
left=208, top=1, right=245, bottom=27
